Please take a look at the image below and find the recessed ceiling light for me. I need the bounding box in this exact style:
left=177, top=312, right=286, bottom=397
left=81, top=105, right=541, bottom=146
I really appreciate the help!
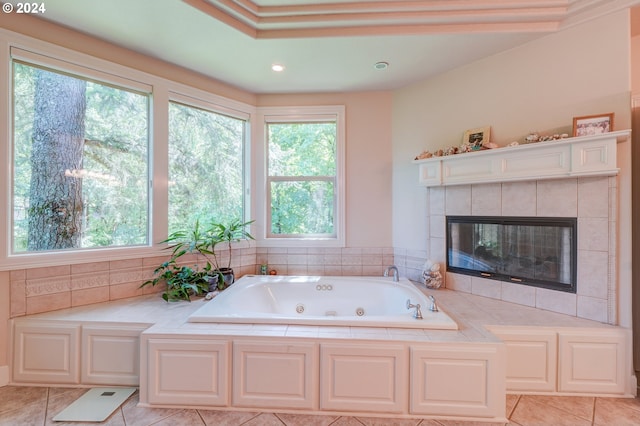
left=271, top=64, right=285, bottom=72
left=374, top=61, right=389, bottom=70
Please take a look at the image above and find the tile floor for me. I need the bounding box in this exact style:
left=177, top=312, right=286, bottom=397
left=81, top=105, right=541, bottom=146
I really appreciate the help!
left=1, top=386, right=640, bottom=426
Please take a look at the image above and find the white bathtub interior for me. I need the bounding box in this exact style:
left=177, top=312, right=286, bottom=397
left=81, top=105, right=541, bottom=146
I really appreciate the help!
left=188, top=275, right=458, bottom=329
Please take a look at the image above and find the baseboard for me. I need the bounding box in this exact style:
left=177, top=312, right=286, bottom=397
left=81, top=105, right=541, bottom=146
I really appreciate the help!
left=0, top=365, right=9, bottom=387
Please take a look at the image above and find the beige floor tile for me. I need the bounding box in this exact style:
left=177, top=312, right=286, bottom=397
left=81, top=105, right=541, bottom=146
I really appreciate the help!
left=355, top=416, right=423, bottom=426
left=275, top=412, right=339, bottom=426
left=510, top=395, right=590, bottom=426
left=0, top=400, right=47, bottom=426
left=436, top=420, right=507, bottom=426
left=519, top=395, right=594, bottom=422
left=0, top=385, right=47, bottom=415
left=242, top=412, right=286, bottom=425
left=120, top=391, right=188, bottom=426
left=505, top=394, right=520, bottom=418
left=7, top=386, right=640, bottom=426
left=150, top=409, right=206, bottom=425
left=594, top=397, right=640, bottom=426
left=328, top=417, right=366, bottom=426
left=417, top=420, right=443, bottom=426
left=198, top=409, right=260, bottom=425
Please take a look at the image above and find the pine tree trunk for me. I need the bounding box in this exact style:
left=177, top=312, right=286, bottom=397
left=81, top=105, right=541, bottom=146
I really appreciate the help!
left=27, top=69, right=86, bottom=250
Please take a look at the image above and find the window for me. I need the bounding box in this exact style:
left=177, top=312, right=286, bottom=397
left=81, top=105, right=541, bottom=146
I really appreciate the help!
left=12, top=60, right=150, bottom=253
left=168, top=100, right=246, bottom=233
left=263, top=107, right=344, bottom=243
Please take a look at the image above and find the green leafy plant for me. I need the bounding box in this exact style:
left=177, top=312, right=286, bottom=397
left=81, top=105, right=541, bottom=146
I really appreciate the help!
left=143, top=260, right=211, bottom=302
left=141, top=219, right=254, bottom=301
left=204, top=219, right=255, bottom=270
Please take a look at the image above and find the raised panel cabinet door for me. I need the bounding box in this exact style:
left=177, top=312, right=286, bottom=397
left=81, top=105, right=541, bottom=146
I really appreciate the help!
left=410, top=343, right=506, bottom=419
left=570, top=138, right=617, bottom=174
left=488, top=327, right=557, bottom=392
left=12, top=320, right=80, bottom=384
left=417, top=161, right=442, bottom=186
left=558, top=329, right=629, bottom=394
left=81, top=325, right=147, bottom=385
left=320, top=343, right=408, bottom=413
left=147, top=338, right=229, bottom=406
left=233, top=341, right=318, bottom=410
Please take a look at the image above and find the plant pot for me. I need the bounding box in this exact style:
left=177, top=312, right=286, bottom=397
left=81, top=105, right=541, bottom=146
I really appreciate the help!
left=205, top=274, right=220, bottom=292
left=218, top=267, right=235, bottom=288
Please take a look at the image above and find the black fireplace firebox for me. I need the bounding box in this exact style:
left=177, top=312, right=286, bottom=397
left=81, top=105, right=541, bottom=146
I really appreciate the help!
left=446, top=216, right=577, bottom=293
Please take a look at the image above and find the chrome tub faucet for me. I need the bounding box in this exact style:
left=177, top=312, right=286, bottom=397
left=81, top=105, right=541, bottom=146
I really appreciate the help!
left=406, top=299, right=423, bottom=319
left=384, top=265, right=399, bottom=282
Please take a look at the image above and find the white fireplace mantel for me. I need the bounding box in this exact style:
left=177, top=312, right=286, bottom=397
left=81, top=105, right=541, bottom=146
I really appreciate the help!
left=413, top=130, right=630, bottom=187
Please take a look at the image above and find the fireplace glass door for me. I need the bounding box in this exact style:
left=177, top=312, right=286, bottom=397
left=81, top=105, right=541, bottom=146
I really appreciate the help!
left=446, top=216, right=576, bottom=293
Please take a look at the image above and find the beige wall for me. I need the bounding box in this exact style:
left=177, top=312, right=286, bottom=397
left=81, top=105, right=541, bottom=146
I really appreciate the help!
left=258, top=92, right=394, bottom=248
left=392, top=10, right=633, bottom=327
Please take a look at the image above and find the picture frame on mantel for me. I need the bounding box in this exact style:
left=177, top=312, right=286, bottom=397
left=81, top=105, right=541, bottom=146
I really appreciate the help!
left=572, top=113, right=614, bottom=137
left=463, top=126, right=491, bottom=149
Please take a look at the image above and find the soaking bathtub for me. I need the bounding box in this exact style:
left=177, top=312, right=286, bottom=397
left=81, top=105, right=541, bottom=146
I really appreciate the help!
left=188, top=275, right=458, bottom=329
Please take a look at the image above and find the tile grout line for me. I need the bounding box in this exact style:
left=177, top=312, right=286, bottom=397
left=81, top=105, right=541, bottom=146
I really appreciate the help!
left=508, top=394, right=522, bottom=420
left=43, top=387, right=50, bottom=426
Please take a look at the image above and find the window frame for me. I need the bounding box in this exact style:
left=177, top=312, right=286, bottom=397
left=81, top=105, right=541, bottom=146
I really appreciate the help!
left=0, top=30, right=256, bottom=270
left=167, top=92, right=251, bottom=234
left=11, top=56, right=153, bottom=254
left=257, top=106, right=346, bottom=247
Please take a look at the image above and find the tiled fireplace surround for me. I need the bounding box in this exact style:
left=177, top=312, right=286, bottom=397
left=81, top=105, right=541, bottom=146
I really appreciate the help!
left=8, top=176, right=616, bottom=325
left=401, top=176, right=618, bottom=325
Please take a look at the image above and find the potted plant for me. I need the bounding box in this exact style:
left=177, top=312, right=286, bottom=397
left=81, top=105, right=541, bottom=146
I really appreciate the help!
left=141, top=258, right=212, bottom=302
left=202, top=219, right=255, bottom=287
left=141, top=219, right=254, bottom=300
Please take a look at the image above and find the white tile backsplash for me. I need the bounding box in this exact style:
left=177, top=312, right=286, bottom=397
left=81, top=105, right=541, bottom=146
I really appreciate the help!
left=536, top=179, right=578, bottom=217
left=501, top=181, right=536, bottom=216
left=395, top=176, right=617, bottom=324
left=471, top=183, right=502, bottom=216
left=578, top=177, right=609, bottom=218
left=471, top=277, right=502, bottom=300
left=536, top=287, right=577, bottom=316
left=578, top=218, right=609, bottom=251
left=429, top=186, right=445, bottom=215
left=501, top=281, right=536, bottom=307
left=445, top=185, right=472, bottom=215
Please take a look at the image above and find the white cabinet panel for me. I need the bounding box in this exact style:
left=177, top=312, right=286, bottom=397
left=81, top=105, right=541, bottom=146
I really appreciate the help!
left=233, top=341, right=318, bottom=410
left=147, top=338, right=229, bottom=406
left=12, top=321, right=80, bottom=384
left=82, top=325, right=147, bottom=386
left=558, top=330, right=628, bottom=394
left=418, top=161, right=441, bottom=186
left=571, top=139, right=616, bottom=174
left=489, top=327, right=557, bottom=392
left=320, top=343, right=407, bottom=413
left=410, top=343, right=505, bottom=418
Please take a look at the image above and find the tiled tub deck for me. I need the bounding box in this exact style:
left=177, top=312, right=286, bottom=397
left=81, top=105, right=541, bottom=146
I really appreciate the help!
left=8, top=282, right=634, bottom=423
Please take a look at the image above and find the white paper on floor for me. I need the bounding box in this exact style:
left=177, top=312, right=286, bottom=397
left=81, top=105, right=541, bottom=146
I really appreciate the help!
left=53, top=387, right=137, bottom=422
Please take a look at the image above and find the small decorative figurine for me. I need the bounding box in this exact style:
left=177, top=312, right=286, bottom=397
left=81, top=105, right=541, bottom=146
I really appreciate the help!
left=422, top=260, right=443, bottom=289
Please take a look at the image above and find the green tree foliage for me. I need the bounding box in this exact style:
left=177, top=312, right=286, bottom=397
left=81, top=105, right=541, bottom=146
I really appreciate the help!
left=13, top=62, right=149, bottom=252
left=268, top=122, right=336, bottom=176
left=168, top=102, right=244, bottom=234
left=268, top=122, right=336, bottom=235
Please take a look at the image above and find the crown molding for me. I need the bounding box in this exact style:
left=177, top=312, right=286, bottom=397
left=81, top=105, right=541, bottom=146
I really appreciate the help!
left=183, top=0, right=638, bottom=39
